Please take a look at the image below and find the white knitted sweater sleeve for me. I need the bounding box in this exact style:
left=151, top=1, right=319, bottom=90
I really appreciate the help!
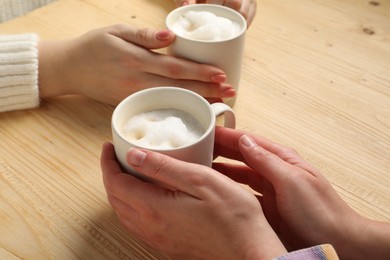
left=0, top=33, right=40, bottom=112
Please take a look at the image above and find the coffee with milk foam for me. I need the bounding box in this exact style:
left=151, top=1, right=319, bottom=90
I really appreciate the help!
left=123, top=109, right=205, bottom=149
left=171, top=10, right=241, bottom=41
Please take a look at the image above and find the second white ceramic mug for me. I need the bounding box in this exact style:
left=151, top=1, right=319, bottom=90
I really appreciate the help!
left=111, top=87, right=235, bottom=179
left=166, top=4, right=247, bottom=107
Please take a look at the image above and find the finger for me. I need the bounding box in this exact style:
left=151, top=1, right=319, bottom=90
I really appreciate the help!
left=108, top=24, right=175, bottom=49
left=213, top=127, right=248, bottom=161
left=126, top=148, right=231, bottom=198
left=175, top=0, right=195, bottom=6
left=238, top=134, right=302, bottom=186
left=135, top=72, right=235, bottom=99
left=231, top=0, right=256, bottom=26
left=206, top=97, right=224, bottom=103
left=101, top=142, right=170, bottom=211
left=212, top=162, right=265, bottom=193
left=142, top=51, right=229, bottom=84
left=215, top=127, right=300, bottom=162
left=101, top=142, right=124, bottom=186
left=244, top=0, right=257, bottom=27
left=188, top=83, right=234, bottom=99
left=237, top=0, right=250, bottom=25
left=215, top=128, right=320, bottom=177
left=106, top=24, right=231, bottom=83
left=212, top=162, right=252, bottom=184
left=223, top=0, right=242, bottom=11
left=205, top=0, right=225, bottom=4
left=245, top=6, right=256, bottom=27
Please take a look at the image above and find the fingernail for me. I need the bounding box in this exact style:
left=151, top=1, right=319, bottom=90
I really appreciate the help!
left=211, top=73, right=227, bottom=83
left=127, top=148, right=147, bottom=167
left=222, top=87, right=236, bottom=97
left=156, top=30, right=172, bottom=41
left=240, top=135, right=256, bottom=147
left=181, top=1, right=189, bottom=6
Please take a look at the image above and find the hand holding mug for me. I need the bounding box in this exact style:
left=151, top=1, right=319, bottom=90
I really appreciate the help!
left=101, top=142, right=286, bottom=259
left=166, top=4, right=247, bottom=106
left=38, top=24, right=234, bottom=105
left=213, top=127, right=390, bottom=260
left=111, top=87, right=235, bottom=180
left=174, top=0, right=257, bottom=26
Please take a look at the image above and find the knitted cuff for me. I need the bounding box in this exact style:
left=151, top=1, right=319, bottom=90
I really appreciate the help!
left=0, top=33, right=40, bottom=112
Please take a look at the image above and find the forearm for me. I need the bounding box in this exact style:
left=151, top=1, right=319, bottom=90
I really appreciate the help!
left=337, top=214, right=390, bottom=260
left=351, top=218, right=390, bottom=259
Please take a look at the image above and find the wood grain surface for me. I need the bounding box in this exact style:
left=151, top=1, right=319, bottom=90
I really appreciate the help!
left=0, top=0, right=389, bottom=259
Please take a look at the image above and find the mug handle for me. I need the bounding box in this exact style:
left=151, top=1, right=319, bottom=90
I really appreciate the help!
left=210, top=103, right=236, bottom=129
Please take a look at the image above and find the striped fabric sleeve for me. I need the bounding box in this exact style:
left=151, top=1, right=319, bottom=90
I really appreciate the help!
left=0, top=33, right=40, bottom=112
left=274, top=244, right=339, bottom=260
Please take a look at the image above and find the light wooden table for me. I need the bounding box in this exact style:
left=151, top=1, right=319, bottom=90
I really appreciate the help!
left=0, top=0, right=389, bottom=259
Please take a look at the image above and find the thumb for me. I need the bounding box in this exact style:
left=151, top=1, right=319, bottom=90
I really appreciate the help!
left=111, top=25, right=175, bottom=49
left=126, top=148, right=219, bottom=198
left=238, top=135, right=295, bottom=187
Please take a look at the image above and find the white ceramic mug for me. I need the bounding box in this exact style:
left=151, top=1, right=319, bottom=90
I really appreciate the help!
left=111, top=87, right=235, bottom=179
left=166, top=4, right=247, bottom=107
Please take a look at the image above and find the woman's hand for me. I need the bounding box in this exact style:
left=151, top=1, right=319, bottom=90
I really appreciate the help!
left=101, top=142, right=286, bottom=260
left=38, top=24, right=234, bottom=105
left=175, top=0, right=257, bottom=26
left=213, top=127, right=390, bottom=260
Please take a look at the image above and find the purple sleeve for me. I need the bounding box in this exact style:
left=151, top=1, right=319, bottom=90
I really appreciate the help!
left=275, top=244, right=339, bottom=260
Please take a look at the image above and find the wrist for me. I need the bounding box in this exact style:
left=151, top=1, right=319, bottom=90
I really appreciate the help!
left=38, top=39, right=76, bottom=98
left=336, top=214, right=390, bottom=260
left=244, top=223, right=287, bottom=260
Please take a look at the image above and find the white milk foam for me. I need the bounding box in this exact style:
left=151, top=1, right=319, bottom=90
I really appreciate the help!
left=123, top=109, right=204, bottom=149
left=171, top=11, right=241, bottom=41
